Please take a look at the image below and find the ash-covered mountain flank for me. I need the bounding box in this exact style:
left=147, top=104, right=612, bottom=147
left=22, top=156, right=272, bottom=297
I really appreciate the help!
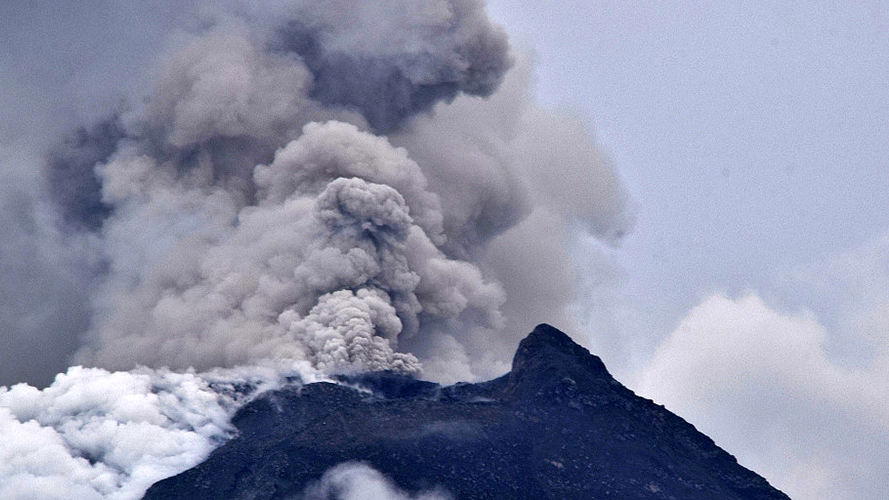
left=142, top=325, right=790, bottom=500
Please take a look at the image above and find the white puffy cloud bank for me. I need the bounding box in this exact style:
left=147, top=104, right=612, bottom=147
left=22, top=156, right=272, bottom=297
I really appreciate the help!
left=0, top=365, right=291, bottom=500
left=637, top=275, right=889, bottom=500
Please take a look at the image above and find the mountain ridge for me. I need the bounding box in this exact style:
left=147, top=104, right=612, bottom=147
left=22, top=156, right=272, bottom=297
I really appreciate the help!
left=142, top=324, right=791, bottom=500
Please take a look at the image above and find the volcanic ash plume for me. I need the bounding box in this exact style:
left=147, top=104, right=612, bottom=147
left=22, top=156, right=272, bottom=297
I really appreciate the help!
left=64, top=1, right=514, bottom=376
left=31, top=0, right=631, bottom=382
left=0, top=1, right=634, bottom=497
left=0, top=0, right=638, bottom=383
left=80, top=119, right=505, bottom=374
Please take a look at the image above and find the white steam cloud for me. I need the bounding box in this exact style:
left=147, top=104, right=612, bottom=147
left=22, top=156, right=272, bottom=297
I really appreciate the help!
left=0, top=365, right=287, bottom=500
left=0, top=0, right=633, bottom=498
left=298, top=462, right=451, bottom=500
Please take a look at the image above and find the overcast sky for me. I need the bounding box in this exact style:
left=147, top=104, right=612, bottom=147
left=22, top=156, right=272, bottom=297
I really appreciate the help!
left=0, top=2, right=885, bottom=499
left=486, top=2, right=889, bottom=499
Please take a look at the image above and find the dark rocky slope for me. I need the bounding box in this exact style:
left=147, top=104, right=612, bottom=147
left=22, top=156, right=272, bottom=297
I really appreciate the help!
left=143, top=324, right=791, bottom=499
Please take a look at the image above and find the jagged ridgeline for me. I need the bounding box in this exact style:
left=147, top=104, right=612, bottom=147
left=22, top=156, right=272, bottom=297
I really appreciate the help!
left=143, top=325, right=791, bottom=500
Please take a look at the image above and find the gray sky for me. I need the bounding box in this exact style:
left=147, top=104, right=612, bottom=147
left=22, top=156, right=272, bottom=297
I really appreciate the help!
left=486, top=1, right=889, bottom=499
left=487, top=0, right=889, bottom=350
left=0, top=1, right=885, bottom=499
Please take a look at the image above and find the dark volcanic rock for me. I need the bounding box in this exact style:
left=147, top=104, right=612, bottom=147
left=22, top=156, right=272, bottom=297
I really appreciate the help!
left=142, top=324, right=791, bottom=500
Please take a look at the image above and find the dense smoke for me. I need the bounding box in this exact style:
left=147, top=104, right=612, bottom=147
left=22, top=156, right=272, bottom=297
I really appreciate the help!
left=31, top=0, right=632, bottom=382
left=77, top=117, right=505, bottom=374
left=272, top=0, right=511, bottom=132
left=0, top=0, right=632, bottom=497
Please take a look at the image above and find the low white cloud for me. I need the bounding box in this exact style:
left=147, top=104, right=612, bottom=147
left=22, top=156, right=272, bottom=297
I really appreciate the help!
left=636, top=293, right=889, bottom=500
left=299, top=462, right=451, bottom=500
left=0, top=365, right=285, bottom=500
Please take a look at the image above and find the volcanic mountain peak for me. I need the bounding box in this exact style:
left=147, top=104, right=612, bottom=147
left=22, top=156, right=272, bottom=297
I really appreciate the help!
left=515, top=324, right=608, bottom=371
left=506, top=323, right=614, bottom=392
left=142, top=325, right=790, bottom=500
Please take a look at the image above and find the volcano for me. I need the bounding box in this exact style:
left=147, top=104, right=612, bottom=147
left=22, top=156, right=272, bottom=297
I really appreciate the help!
left=142, top=324, right=790, bottom=500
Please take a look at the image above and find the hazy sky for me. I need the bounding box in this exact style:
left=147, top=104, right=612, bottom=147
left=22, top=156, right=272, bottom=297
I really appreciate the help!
left=0, top=2, right=886, bottom=499
left=486, top=2, right=889, bottom=499
left=488, top=0, right=889, bottom=353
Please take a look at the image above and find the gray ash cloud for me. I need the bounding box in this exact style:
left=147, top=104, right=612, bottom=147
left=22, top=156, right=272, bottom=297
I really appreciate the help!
left=272, top=0, right=511, bottom=133
left=29, top=0, right=631, bottom=383
left=0, top=1, right=635, bottom=498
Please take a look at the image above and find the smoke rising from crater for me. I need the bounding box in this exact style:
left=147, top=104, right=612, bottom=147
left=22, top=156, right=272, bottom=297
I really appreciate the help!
left=0, top=0, right=633, bottom=497
left=80, top=120, right=505, bottom=374
left=27, top=0, right=631, bottom=382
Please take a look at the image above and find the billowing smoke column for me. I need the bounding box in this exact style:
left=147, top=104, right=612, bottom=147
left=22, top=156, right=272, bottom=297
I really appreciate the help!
left=79, top=115, right=506, bottom=374
left=0, top=0, right=633, bottom=498
left=62, top=3, right=513, bottom=377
